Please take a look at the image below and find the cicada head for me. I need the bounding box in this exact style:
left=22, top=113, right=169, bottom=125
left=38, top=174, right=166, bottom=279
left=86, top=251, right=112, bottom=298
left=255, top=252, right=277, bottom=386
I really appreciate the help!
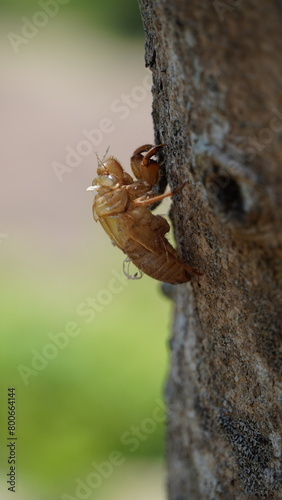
left=87, top=156, right=133, bottom=195
left=87, top=172, right=120, bottom=193
left=97, top=157, right=133, bottom=184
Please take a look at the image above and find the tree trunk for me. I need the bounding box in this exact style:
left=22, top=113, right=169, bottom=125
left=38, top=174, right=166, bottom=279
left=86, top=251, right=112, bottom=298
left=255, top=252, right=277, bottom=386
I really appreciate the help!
left=138, top=1, right=282, bottom=499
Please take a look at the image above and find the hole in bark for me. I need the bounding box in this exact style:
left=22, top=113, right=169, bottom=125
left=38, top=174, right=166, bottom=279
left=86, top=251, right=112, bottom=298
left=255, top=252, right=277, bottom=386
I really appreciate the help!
left=205, top=166, right=244, bottom=219
left=216, top=176, right=243, bottom=215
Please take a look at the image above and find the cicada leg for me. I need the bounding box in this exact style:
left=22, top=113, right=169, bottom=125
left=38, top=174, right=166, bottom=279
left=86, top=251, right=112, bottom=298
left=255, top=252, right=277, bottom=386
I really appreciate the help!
left=131, top=144, right=166, bottom=185
left=122, top=257, right=143, bottom=280
left=136, top=144, right=166, bottom=165
left=133, top=183, right=186, bottom=206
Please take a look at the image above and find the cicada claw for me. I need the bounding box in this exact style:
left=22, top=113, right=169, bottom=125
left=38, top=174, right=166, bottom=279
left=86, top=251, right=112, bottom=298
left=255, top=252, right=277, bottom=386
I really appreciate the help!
left=123, top=257, right=143, bottom=280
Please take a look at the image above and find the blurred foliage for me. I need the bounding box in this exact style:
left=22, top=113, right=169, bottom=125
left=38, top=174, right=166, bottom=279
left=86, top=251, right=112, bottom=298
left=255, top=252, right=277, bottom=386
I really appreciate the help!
left=1, top=2, right=162, bottom=497
left=0, top=0, right=144, bottom=37
left=0, top=252, right=170, bottom=497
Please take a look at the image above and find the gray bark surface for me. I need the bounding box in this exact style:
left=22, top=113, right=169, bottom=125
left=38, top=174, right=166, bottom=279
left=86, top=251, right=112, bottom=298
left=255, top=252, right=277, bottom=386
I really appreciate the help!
left=138, top=1, right=282, bottom=499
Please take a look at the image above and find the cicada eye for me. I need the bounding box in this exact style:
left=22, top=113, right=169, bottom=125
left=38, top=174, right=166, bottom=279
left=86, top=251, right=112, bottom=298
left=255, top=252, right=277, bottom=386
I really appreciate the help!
left=106, top=174, right=119, bottom=186
left=97, top=174, right=120, bottom=188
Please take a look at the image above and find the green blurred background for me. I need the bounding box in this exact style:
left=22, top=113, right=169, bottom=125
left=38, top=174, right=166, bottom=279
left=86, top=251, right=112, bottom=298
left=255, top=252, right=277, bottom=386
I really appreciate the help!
left=0, top=1, right=172, bottom=499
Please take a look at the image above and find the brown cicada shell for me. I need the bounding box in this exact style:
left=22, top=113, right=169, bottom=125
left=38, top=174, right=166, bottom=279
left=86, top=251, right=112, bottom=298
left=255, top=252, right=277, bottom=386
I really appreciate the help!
left=87, top=144, right=201, bottom=284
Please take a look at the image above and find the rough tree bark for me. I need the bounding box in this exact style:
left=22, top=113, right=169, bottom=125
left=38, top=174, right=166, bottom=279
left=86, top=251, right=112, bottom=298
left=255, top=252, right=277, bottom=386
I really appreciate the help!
left=138, top=1, right=282, bottom=499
